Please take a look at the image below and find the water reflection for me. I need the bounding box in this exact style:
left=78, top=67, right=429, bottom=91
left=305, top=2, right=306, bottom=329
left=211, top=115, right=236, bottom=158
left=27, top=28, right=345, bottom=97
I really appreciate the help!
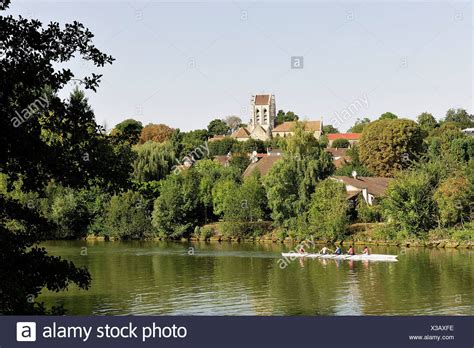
left=39, top=241, right=474, bottom=316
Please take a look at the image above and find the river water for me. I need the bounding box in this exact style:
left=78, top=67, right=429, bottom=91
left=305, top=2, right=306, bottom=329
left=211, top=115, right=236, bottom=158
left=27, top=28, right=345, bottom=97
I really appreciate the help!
left=40, top=240, right=474, bottom=316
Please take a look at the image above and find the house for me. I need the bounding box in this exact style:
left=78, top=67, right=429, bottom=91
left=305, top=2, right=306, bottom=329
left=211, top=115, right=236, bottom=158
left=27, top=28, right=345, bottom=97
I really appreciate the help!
left=230, top=127, right=251, bottom=142
left=327, top=133, right=361, bottom=147
left=325, top=148, right=351, bottom=168
left=214, top=154, right=231, bottom=167
left=272, top=120, right=322, bottom=139
left=332, top=175, right=392, bottom=205
left=243, top=150, right=283, bottom=178
left=461, top=128, right=474, bottom=137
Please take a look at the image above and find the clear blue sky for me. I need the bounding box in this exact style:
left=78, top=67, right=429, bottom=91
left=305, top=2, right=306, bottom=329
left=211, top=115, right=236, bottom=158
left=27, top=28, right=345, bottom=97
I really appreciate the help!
left=6, top=1, right=473, bottom=132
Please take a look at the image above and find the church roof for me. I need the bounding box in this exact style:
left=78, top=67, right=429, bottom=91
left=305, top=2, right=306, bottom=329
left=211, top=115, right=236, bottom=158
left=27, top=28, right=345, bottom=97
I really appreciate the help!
left=272, top=121, right=322, bottom=133
left=231, top=127, right=250, bottom=139
left=254, top=95, right=271, bottom=105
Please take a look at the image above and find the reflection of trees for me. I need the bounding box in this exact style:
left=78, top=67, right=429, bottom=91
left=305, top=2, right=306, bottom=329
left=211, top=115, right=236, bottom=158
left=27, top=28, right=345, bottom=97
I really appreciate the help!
left=40, top=242, right=474, bottom=315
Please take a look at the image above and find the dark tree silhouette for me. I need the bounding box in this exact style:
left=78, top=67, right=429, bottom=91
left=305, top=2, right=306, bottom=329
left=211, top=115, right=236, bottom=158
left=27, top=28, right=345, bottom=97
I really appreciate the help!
left=0, top=0, right=130, bottom=314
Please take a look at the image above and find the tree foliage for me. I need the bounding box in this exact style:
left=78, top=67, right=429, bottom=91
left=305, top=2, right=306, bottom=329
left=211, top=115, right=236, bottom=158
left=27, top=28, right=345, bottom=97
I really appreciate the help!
left=379, top=112, right=398, bottom=120
left=111, top=119, right=143, bottom=144
left=433, top=176, right=471, bottom=227
left=139, top=123, right=174, bottom=144
left=264, top=126, right=334, bottom=231
left=348, top=117, right=371, bottom=133
left=103, top=191, right=153, bottom=239
left=1, top=0, right=118, bottom=313
left=359, top=119, right=423, bottom=177
left=152, top=171, right=203, bottom=237
left=221, top=175, right=268, bottom=237
left=443, top=108, right=474, bottom=129
left=331, top=138, right=350, bottom=148
left=132, top=141, right=176, bottom=182
left=207, top=119, right=230, bottom=136
left=308, top=179, right=348, bottom=242
left=276, top=110, right=299, bottom=124
left=323, top=125, right=339, bottom=134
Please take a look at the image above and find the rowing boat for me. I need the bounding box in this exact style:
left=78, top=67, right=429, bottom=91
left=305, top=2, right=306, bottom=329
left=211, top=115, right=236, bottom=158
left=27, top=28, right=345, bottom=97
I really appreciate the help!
left=281, top=252, right=398, bottom=262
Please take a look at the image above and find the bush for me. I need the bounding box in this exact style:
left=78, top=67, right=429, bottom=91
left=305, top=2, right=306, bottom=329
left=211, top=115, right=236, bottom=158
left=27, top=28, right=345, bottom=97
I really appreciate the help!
left=382, top=170, right=437, bottom=237
left=152, top=171, right=203, bottom=238
left=221, top=175, right=267, bottom=237
left=308, top=179, right=348, bottom=242
left=357, top=202, right=382, bottom=223
left=433, top=176, right=470, bottom=227
left=331, top=138, right=350, bottom=148
left=103, top=190, right=153, bottom=239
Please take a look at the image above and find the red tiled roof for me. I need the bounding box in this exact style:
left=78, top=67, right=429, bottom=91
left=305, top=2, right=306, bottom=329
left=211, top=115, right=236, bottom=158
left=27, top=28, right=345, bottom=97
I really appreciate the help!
left=254, top=95, right=270, bottom=105
left=327, top=133, right=361, bottom=140
left=243, top=156, right=283, bottom=178
left=231, top=127, right=250, bottom=139
left=272, top=121, right=322, bottom=133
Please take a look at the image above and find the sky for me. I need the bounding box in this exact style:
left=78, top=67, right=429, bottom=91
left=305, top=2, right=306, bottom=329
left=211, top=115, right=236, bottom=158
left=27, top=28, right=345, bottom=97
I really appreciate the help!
left=5, top=1, right=473, bottom=132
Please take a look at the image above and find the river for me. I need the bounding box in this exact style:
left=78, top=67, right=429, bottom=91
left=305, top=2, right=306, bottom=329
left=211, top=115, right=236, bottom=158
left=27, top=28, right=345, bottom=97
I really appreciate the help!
left=40, top=240, right=474, bottom=316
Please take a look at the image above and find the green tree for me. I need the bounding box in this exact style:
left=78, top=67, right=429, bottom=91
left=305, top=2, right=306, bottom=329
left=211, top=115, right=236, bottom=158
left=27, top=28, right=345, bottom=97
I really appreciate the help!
left=111, top=119, right=143, bottom=144
left=194, top=160, right=239, bottom=222
left=207, top=119, right=230, bottom=136
left=208, top=138, right=237, bottom=156
left=276, top=110, right=299, bottom=125
left=449, top=137, right=474, bottom=163
left=39, top=183, right=90, bottom=239
left=433, top=176, right=471, bottom=227
left=382, top=170, right=438, bottom=237
left=443, top=108, right=474, bottom=129
left=212, top=179, right=238, bottom=217
left=179, top=129, right=209, bottom=159
left=308, top=179, right=348, bottom=242
left=103, top=190, right=153, bottom=239
left=152, top=171, right=203, bottom=237
left=348, top=117, right=371, bottom=133
left=221, top=175, right=268, bottom=237
left=417, top=112, right=438, bottom=133
left=132, top=141, right=176, bottom=182
left=331, top=138, right=350, bottom=148
left=359, top=119, right=423, bottom=177
left=323, top=125, right=339, bottom=134
left=334, top=145, right=374, bottom=176
left=229, top=154, right=251, bottom=174
left=379, top=112, right=398, bottom=120
left=1, top=0, right=117, bottom=314
left=264, top=128, right=334, bottom=233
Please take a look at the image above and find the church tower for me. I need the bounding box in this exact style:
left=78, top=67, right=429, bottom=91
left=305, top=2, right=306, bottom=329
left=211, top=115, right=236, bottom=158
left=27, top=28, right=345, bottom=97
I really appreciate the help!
left=249, top=94, right=276, bottom=135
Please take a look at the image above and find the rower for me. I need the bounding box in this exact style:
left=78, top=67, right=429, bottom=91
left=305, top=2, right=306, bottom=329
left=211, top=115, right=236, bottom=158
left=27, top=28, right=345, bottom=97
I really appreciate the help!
left=320, top=246, right=330, bottom=255
left=298, top=246, right=305, bottom=254
left=363, top=246, right=369, bottom=255
left=348, top=245, right=355, bottom=255
left=334, top=245, right=342, bottom=255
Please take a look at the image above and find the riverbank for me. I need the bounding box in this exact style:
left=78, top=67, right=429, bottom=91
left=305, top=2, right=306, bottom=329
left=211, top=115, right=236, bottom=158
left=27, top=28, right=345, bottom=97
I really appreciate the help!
left=85, top=222, right=472, bottom=249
